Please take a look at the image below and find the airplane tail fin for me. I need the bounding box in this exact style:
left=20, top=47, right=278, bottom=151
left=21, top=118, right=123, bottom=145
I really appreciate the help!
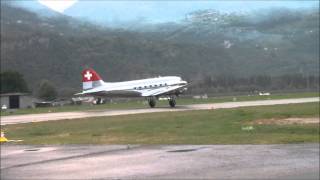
left=82, top=68, right=105, bottom=90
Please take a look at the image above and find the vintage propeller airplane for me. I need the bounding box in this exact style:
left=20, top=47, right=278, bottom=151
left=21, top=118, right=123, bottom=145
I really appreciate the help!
left=76, top=68, right=188, bottom=108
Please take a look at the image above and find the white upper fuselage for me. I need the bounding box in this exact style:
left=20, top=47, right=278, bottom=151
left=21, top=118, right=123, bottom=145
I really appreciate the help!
left=82, top=76, right=187, bottom=97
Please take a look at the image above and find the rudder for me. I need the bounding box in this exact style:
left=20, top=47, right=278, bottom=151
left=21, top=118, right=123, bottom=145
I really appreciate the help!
left=82, top=68, right=104, bottom=90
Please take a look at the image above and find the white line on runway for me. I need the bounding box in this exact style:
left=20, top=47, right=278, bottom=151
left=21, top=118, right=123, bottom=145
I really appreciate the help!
left=1, top=97, right=319, bottom=125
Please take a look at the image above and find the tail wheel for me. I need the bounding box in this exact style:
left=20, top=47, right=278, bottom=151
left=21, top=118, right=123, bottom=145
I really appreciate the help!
left=96, top=98, right=103, bottom=105
left=169, top=98, right=176, bottom=108
left=148, top=98, right=156, bottom=108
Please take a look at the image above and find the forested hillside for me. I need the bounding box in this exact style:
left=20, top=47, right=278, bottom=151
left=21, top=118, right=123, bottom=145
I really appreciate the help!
left=1, top=3, right=319, bottom=96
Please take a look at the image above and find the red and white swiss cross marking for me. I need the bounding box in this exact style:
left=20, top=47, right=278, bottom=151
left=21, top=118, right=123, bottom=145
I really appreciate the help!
left=84, top=71, right=93, bottom=80
left=82, top=68, right=102, bottom=82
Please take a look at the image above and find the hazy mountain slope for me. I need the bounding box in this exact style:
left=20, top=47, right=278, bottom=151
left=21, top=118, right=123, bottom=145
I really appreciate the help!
left=142, top=9, right=319, bottom=76
left=1, top=4, right=319, bottom=94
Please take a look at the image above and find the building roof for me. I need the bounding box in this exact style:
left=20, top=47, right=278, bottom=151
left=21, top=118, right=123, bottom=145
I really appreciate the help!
left=0, top=92, right=31, bottom=97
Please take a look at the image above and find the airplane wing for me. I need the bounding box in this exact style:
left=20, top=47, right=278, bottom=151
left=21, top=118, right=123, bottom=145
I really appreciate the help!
left=76, top=90, right=141, bottom=97
left=76, top=85, right=187, bottom=97
left=139, top=85, right=186, bottom=97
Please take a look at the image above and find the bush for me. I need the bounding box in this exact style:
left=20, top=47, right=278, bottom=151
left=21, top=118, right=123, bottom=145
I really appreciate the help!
left=37, top=80, right=57, bottom=101
left=0, top=71, right=29, bottom=93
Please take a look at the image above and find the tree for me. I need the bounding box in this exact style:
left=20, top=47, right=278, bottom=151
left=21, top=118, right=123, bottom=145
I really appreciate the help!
left=37, top=80, right=57, bottom=101
left=0, top=71, right=29, bottom=93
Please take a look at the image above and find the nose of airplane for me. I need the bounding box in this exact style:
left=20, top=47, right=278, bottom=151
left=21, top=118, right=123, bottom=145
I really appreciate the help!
left=180, top=80, right=188, bottom=85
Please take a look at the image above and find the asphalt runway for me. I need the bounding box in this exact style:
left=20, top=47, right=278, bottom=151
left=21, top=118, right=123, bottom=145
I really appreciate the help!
left=1, top=97, right=318, bottom=125
left=1, top=144, right=319, bottom=180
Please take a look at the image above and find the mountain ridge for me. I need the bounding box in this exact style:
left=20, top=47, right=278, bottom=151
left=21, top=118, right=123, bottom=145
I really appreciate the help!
left=1, top=3, right=319, bottom=95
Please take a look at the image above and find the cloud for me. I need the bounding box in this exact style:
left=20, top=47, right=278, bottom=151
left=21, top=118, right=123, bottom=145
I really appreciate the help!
left=38, top=0, right=77, bottom=13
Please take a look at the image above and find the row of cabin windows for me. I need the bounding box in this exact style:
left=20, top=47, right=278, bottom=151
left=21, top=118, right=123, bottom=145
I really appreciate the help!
left=134, top=83, right=168, bottom=90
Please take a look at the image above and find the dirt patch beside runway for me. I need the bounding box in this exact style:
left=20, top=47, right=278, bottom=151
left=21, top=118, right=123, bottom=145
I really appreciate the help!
left=251, top=117, right=319, bottom=125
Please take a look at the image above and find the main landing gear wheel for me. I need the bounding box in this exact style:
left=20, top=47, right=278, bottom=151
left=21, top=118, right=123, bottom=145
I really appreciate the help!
left=148, top=98, right=156, bottom=108
left=169, top=97, right=176, bottom=108
left=96, top=98, right=103, bottom=105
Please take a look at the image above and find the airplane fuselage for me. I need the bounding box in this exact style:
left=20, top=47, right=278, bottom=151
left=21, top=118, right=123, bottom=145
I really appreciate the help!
left=82, top=76, right=187, bottom=97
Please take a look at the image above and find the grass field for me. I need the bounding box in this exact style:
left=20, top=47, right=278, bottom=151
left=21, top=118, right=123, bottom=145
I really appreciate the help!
left=0, top=92, right=318, bottom=116
left=2, top=102, right=319, bottom=145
